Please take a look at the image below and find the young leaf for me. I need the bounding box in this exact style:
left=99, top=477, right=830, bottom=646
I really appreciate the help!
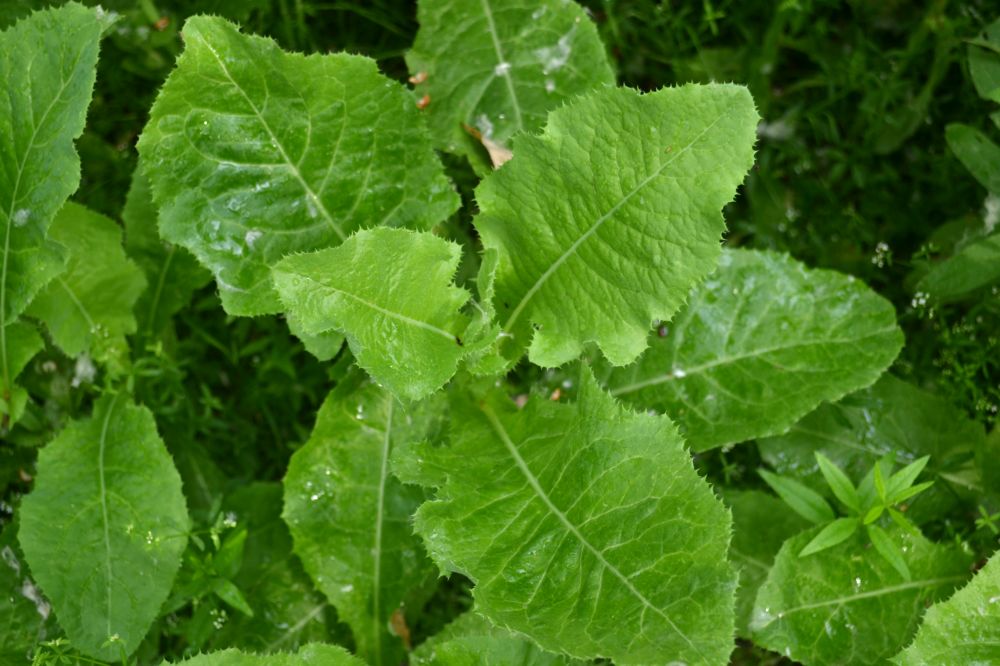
left=875, top=460, right=889, bottom=503
left=0, top=320, right=43, bottom=426
left=603, top=249, right=904, bottom=451
left=137, top=15, right=459, bottom=316
left=799, top=518, right=859, bottom=557
left=867, top=524, right=911, bottom=581
left=398, top=368, right=737, bottom=664
left=26, top=203, right=147, bottom=369
left=891, top=481, right=935, bottom=504
left=283, top=382, right=439, bottom=665
left=759, top=470, right=835, bottom=525
left=166, top=644, right=366, bottom=666
left=816, top=453, right=861, bottom=513
left=406, top=0, right=615, bottom=172
left=272, top=228, right=470, bottom=401
left=0, top=3, right=106, bottom=421
left=893, top=552, right=1000, bottom=664
left=887, top=456, right=930, bottom=499
left=751, top=527, right=971, bottom=665
left=864, top=505, right=885, bottom=525
left=18, top=394, right=190, bottom=661
left=474, top=84, right=758, bottom=368
left=915, top=233, right=1000, bottom=304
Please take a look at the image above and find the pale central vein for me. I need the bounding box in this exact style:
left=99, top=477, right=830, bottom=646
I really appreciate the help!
left=199, top=39, right=346, bottom=241
left=97, top=394, right=120, bottom=637
left=502, top=113, right=726, bottom=334
left=58, top=277, right=97, bottom=329
left=265, top=602, right=327, bottom=651
left=372, top=397, right=393, bottom=666
left=290, top=272, right=457, bottom=342
left=479, top=0, right=524, bottom=132
left=480, top=403, right=704, bottom=658
left=145, top=247, right=175, bottom=334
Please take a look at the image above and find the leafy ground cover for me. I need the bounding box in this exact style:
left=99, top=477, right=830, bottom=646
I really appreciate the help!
left=1, top=1, right=999, bottom=664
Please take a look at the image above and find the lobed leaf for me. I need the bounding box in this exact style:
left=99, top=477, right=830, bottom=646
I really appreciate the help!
left=474, top=84, right=758, bottom=369
left=398, top=369, right=737, bottom=664
left=137, top=15, right=459, bottom=316
left=603, top=249, right=904, bottom=451
left=18, top=395, right=190, bottom=660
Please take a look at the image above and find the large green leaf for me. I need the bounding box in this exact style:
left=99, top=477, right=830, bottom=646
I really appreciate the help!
left=751, top=528, right=971, bottom=665
left=725, top=490, right=809, bottom=638
left=946, top=123, right=1000, bottom=194
left=915, top=232, right=1000, bottom=303
left=273, top=229, right=470, bottom=401
left=137, top=15, right=459, bottom=316
left=26, top=203, right=146, bottom=369
left=123, top=164, right=211, bottom=342
left=395, top=369, right=737, bottom=664
left=894, top=552, right=1000, bottom=665
left=474, top=84, right=758, bottom=368
left=410, top=611, right=582, bottom=665
left=0, top=519, right=57, bottom=662
left=406, top=0, right=615, bottom=171
left=758, top=375, right=987, bottom=510
left=0, top=3, right=106, bottom=422
left=602, top=249, right=903, bottom=451
left=284, top=381, right=439, bottom=665
left=165, top=644, right=365, bottom=666
left=18, top=395, right=190, bottom=660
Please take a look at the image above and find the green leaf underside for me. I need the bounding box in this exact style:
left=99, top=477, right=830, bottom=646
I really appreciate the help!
left=751, top=528, right=971, bottom=665
left=273, top=228, right=470, bottom=401
left=209, top=483, right=331, bottom=653
left=916, top=232, right=1000, bottom=303
left=26, top=203, right=146, bottom=364
left=18, top=395, right=190, bottom=660
left=894, top=552, right=1000, bottom=665
left=283, top=382, right=439, bottom=665
left=725, top=490, right=809, bottom=638
left=137, top=15, right=459, bottom=316
left=759, top=374, right=986, bottom=497
left=123, top=164, right=211, bottom=340
left=411, top=611, right=583, bottom=665
left=945, top=123, right=1000, bottom=194
left=164, top=644, right=365, bottom=666
left=399, top=369, right=736, bottom=664
left=0, top=3, right=103, bottom=411
left=1, top=520, right=56, bottom=660
left=474, top=83, right=759, bottom=369
left=603, top=249, right=904, bottom=451
left=406, top=0, right=615, bottom=170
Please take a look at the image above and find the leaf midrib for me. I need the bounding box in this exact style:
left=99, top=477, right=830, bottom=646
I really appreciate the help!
left=371, top=396, right=393, bottom=666
left=97, top=395, right=120, bottom=637
left=479, top=0, right=524, bottom=133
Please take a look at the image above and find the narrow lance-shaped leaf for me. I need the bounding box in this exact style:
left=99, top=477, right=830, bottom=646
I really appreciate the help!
left=165, top=644, right=366, bottom=666
left=26, top=203, right=146, bottom=370
left=474, top=84, right=758, bottom=369
left=137, top=15, right=459, bottom=316
left=18, top=394, right=190, bottom=661
left=0, top=3, right=107, bottom=421
left=751, top=527, right=971, bottom=665
left=273, top=228, right=471, bottom=401
left=283, top=381, right=440, bottom=665
left=602, top=249, right=904, bottom=451
left=759, top=470, right=835, bottom=525
left=407, top=0, right=615, bottom=171
left=893, top=552, right=1000, bottom=665
left=395, top=368, right=737, bottom=664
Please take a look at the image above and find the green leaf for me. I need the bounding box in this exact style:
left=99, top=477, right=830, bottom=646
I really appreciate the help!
left=18, top=394, right=190, bottom=660
left=915, top=233, right=1000, bottom=303
left=969, top=18, right=1000, bottom=103
left=864, top=505, right=885, bottom=525
left=725, top=490, right=809, bottom=638
left=410, top=611, right=583, bottom=665
left=137, top=15, right=459, bottom=316
left=0, top=320, right=43, bottom=426
left=816, top=453, right=860, bottom=513
left=0, top=519, right=57, bottom=662
left=273, top=228, right=470, bottom=401
left=406, top=0, right=615, bottom=172
left=867, top=524, right=911, bottom=581
left=893, top=552, right=1000, bottom=665
left=887, top=456, right=931, bottom=499
left=283, top=382, right=439, bottom=665
left=946, top=123, right=1000, bottom=194
left=26, top=203, right=146, bottom=369
left=164, top=644, right=366, bottom=666
left=123, top=164, right=212, bottom=342
left=799, top=518, right=859, bottom=557
left=0, top=3, right=105, bottom=419
left=759, top=470, right=835, bottom=525
left=751, top=527, right=971, bottom=664
left=400, top=368, right=737, bottom=664
left=603, top=249, right=903, bottom=451
left=875, top=461, right=889, bottom=503
left=474, top=84, right=758, bottom=368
